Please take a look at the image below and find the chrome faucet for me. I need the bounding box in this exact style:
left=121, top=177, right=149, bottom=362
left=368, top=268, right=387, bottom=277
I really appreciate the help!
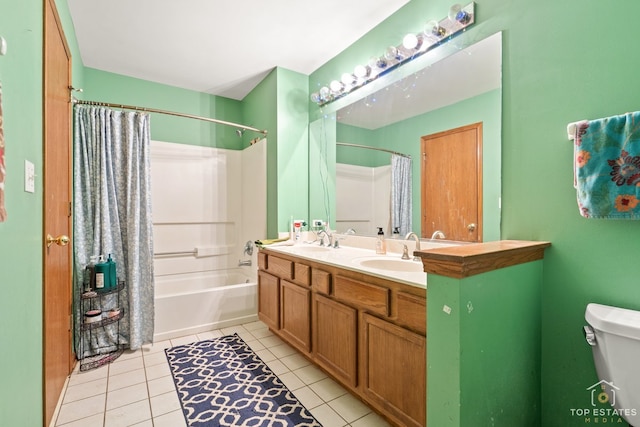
left=431, top=230, right=446, bottom=240
left=404, top=232, right=421, bottom=261
left=243, top=240, right=254, bottom=256
left=318, top=225, right=334, bottom=247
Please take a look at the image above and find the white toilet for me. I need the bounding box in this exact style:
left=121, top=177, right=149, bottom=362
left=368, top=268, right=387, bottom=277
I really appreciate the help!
left=585, top=303, right=640, bottom=426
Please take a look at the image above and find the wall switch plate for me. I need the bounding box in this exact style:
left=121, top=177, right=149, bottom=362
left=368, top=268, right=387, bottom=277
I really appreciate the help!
left=312, top=219, right=323, bottom=228
left=24, top=160, right=35, bottom=193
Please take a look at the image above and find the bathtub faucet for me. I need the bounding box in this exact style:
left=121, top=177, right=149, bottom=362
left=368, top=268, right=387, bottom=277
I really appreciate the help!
left=238, top=259, right=252, bottom=267
left=243, top=241, right=254, bottom=256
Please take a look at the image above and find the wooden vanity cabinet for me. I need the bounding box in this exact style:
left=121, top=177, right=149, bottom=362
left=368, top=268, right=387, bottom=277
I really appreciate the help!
left=280, top=279, right=311, bottom=353
left=313, top=293, right=357, bottom=387
left=361, top=313, right=426, bottom=427
left=258, top=249, right=427, bottom=427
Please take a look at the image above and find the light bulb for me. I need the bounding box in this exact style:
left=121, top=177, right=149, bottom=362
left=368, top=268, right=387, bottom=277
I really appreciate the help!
left=384, top=46, right=403, bottom=62
left=369, top=56, right=388, bottom=69
left=310, top=92, right=321, bottom=104
left=354, top=64, right=371, bottom=79
left=319, top=86, right=332, bottom=103
left=402, top=33, right=422, bottom=51
left=425, top=20, right=446, bottom=38
left=341, top=73, right=356, bottom=86
left=448, top=4, right=470, bottom=24
left=329, top=80, right=344, bottom=94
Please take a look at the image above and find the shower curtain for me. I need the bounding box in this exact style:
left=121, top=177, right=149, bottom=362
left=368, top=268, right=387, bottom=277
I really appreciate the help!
left=391, top=154, right=412, bottom=236
left=73, top=105, right=155, bottom=353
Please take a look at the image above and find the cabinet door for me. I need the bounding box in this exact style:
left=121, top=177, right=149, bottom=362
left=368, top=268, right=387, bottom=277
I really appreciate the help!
left=280, top=280, right=311, bottom=352
left=313, top=293, right=357, bottom=387
left=361, top=313, right=426, bottom=427
left=258, top=270, right=280, bottom=330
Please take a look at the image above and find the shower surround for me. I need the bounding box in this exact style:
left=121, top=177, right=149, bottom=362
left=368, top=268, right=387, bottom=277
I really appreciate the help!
left=150, top=140, right=266, bottom=341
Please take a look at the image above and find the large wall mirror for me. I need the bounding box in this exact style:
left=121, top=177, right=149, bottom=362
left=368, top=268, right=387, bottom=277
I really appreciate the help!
left=309, top=31, right=502, bottom=242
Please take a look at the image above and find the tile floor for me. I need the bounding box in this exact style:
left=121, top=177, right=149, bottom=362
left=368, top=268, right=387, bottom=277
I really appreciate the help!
left=52, top=320, right=392, bottom=427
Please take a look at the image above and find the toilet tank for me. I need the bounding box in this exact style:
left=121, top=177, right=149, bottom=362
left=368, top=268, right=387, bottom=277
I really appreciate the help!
left=585, top=303, right=640, bottom=425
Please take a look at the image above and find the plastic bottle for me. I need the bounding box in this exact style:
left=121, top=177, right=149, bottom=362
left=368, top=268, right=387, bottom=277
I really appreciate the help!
left=107, top=254, right=117, bottom=290
left=85, top=256, right=98, bottom=291
left=94, top=255, right=108, bottom=291
left=392, top=227, right=401, bottom=239
left=376, top=227, right=387, bottom=255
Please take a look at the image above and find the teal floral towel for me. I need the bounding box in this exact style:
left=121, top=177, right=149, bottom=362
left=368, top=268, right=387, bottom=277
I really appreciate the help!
left=574, top=112, right=640, bottom=218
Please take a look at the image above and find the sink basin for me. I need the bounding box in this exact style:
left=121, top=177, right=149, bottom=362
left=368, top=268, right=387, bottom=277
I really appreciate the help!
left=353, top=257, right=424, bottom=273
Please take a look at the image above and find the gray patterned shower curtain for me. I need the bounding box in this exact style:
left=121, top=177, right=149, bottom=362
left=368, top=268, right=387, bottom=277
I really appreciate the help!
left=391, top=154, right=412, bottom=236
left=73, top=105, right=155, bottom=353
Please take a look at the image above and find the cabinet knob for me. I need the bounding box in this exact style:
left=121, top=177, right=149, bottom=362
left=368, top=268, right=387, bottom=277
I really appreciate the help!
left=46, top=234, right=70, bottom=248
left=467, top=223, right=476, bottom=232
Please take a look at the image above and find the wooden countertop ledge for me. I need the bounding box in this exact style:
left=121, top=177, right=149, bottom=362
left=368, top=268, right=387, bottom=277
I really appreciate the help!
left=414, top=240, right=551, bottom=279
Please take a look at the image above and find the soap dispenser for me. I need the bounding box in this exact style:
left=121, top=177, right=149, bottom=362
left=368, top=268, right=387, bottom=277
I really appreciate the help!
left=94, top=255, right=108, bottom=291
left=376, top=227, right=387, bottom=255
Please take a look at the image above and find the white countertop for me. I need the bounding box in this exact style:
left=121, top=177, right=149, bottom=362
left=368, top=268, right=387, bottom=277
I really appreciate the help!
left=263, top=242, right=430, bottom=288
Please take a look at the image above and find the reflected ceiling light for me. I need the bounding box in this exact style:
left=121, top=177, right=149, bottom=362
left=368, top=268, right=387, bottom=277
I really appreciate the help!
left=311, top=2, right=475, bottom=106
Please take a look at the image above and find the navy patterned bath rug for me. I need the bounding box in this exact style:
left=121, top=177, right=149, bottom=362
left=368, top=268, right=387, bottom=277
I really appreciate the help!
left=165, top=333, right=322, bottom=427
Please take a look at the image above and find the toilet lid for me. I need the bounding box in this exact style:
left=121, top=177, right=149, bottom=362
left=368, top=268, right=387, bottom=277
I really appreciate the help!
left=586, top=303, right=640, bottom=340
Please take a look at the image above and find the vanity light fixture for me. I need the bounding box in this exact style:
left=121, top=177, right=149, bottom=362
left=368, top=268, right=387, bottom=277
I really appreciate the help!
left=311, top=2, right=475, bottom=106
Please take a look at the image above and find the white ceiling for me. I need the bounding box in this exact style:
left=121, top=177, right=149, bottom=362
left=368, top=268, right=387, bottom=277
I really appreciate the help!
left=67, top=0, right=409, bottom=100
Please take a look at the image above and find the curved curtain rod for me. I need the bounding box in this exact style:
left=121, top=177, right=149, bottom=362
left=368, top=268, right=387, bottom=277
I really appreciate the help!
left=337, top=142, right=410, bottom=158
left=71, top=98, right=268, bottom=136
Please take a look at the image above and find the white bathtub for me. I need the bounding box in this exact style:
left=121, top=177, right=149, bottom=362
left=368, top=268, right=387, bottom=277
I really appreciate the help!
left=154, top=268, right=258, bottom=341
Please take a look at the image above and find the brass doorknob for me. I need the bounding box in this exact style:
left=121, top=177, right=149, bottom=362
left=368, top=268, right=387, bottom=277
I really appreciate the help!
left=467, top=223, right=476, bottom=232
left=46, top=234, right=70, bottom=248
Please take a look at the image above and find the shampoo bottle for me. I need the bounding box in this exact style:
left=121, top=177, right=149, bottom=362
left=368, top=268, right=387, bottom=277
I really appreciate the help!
left=94, top=255, right=108, bottom=291
left=376, top=227, right=387, bottom=255
left=107, top=254, right=117, bottom=290
left=85, top=256, right=98, bottom=291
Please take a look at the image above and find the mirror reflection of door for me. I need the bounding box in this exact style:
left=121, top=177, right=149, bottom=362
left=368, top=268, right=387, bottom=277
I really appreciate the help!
left=421, top=122, right=483, bottom=242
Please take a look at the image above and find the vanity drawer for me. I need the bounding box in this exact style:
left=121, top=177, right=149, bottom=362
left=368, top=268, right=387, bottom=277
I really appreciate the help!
left=334, top=275, right=389, bottom=316
left=395, top=292, right=426, bottom=335
left=268, top=256, right=294, bottom=280
left=312, top=269, right=331, bottom=295
left=293, top=263, right=310, bottom=287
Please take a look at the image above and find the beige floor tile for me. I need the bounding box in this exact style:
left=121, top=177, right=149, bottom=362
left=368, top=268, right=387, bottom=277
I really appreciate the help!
left=242, top=320, right=267, bottom=331
left=153, top=409, right=188, bottom=427
left=309, top=403, right=348, bottom=427
left=278, top=371, right=305, bottom=391
left=309, top=377, right=348, bottom=401
left=280, top=352, right=311, bottom=371
left=169, top=334, right=199, bottom=347
left=294, top=364, right=328, bottom=385
left=68, top=366, right=108, bottom=387
left=350, top=411, right=392, bottom=427
left=150, top=390, right=182, bottom=417
left=56, top=394, right=105, bottom=426
left=141, top=340, right=171, bottom=354
left=108, top=356, right=144, bottom=376
left=55, top=412, right=104, bottom=427
left=269, top=342, right=297, bottom=358
left=107, top=368, right=146, bottom=392
left=196, top=330, right=223, bottom=340
left=292, top=386, right=325, bottom=410
left=142, top=350, right=168, bottom=367
left=264, top=359, right=289, bottom=376
left=106, top=382, right=149, bottom=411
left=104, top=399, right=151, bottom=427
left=62, top=377, right=107, bottom=404
left=254, top=348, right=276, bottom=362
left=145, top=362, right=171, bottom=381
left=328, top=393, right=371, bottom=423
left=259, top=335, right=284, bottom=348
left=147, top=375, right=176, bottom=397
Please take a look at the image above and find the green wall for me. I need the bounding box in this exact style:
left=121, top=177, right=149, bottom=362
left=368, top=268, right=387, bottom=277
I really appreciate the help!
left=0, top=0, right=44, bottom=424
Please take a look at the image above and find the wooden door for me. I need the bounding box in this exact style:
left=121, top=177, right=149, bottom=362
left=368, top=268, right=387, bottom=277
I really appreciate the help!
left=421, top=122, right=482, bottom=242
left=43, top=0, right=73, bottom=423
